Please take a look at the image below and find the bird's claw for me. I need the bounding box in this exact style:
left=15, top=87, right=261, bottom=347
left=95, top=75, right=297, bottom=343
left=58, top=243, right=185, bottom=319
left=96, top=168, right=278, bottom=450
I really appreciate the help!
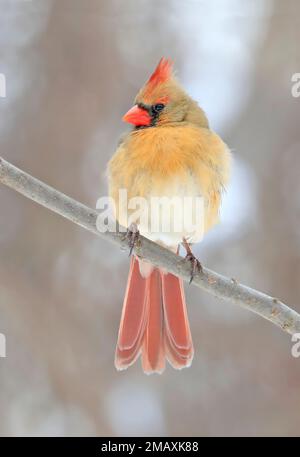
left=182, top=237, right=202, bottom=284
left=126, top=223, right=140, bottom=256
left=185, top=253, right=202, bottom=284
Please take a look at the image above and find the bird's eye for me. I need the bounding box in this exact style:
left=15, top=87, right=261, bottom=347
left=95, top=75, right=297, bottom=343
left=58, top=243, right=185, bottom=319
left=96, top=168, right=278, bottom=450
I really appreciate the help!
left=152, top=103, right=165, bottom=113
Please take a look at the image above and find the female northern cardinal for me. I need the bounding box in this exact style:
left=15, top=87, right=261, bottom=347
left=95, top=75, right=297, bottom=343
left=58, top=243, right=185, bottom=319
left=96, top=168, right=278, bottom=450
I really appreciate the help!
left=108, top=58, right=231, bottom=374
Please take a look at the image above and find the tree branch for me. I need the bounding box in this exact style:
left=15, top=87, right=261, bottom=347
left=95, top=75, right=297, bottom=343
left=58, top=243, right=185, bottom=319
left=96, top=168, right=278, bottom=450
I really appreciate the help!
left=0, top=156, right=299, bottom=335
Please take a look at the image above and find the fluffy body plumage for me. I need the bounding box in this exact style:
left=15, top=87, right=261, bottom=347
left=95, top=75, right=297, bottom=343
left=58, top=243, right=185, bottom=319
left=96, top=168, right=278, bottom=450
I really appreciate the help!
left=108, top=58, right=231, bottom=373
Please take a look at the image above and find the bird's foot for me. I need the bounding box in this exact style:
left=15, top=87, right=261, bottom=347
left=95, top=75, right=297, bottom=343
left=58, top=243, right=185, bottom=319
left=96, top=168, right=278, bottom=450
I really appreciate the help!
left=126, top=223, right=140, bottom=256
left=182, top=238, right=202, bottom=284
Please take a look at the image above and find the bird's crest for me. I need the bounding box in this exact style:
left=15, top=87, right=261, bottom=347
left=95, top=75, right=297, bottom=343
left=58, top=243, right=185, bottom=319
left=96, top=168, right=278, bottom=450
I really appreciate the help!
left=143, top=58, right=174, bottom=98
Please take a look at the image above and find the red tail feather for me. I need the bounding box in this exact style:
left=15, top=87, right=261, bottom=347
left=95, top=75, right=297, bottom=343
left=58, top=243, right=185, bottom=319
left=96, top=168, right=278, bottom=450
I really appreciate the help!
left=162, top=273, right=194, bottom=369
left=142, top=269, right=165, bottom=374
left=115, top=256, right=194, bottom=374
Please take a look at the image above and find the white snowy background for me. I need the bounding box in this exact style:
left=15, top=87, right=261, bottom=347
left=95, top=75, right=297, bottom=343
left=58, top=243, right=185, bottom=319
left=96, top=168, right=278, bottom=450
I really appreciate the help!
left=0, top=0, right=300, bottom=436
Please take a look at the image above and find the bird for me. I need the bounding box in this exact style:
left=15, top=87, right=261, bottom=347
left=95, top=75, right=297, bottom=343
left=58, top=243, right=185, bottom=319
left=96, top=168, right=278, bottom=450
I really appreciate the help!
left=108, top=58, right=231, bottom=374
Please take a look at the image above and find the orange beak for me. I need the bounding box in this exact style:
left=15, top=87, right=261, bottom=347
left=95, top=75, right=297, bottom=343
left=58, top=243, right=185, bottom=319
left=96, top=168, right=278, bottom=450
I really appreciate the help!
left=122, top=105, right=151, bottom=127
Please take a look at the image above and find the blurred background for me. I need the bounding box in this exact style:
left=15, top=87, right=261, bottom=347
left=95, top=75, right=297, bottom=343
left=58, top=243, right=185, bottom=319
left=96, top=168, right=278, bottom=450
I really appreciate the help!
left=0, top=0, right=300, bottom=437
